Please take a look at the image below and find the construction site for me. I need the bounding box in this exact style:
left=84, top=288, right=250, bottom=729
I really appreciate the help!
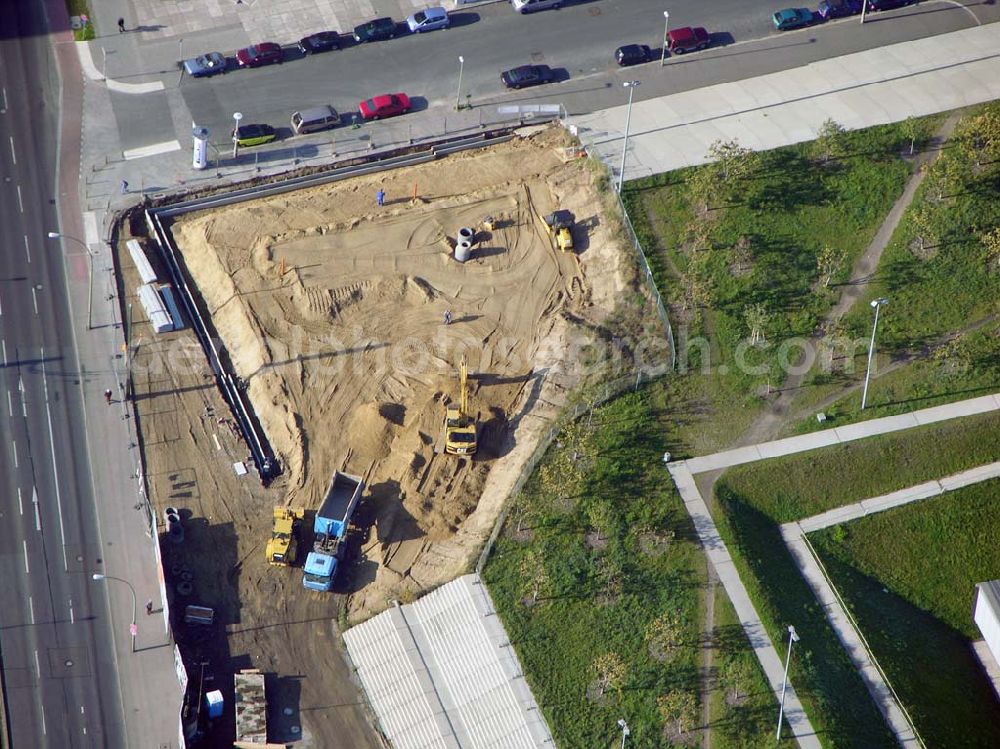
left=118, top=125, right=639, bottom=747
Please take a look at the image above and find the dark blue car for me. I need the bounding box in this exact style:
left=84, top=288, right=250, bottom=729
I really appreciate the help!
left=818, top=0, right=862, bottom=18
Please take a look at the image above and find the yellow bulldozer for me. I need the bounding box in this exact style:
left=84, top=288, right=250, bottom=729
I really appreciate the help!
left=544, top=210, right=575, bottom=252
left=444, top=355, right=478, bottom=456
left=265, top=507, right=305, bottom=566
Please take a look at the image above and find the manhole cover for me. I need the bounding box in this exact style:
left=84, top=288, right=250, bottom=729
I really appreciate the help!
left=65, top=659, right=73, bottom=668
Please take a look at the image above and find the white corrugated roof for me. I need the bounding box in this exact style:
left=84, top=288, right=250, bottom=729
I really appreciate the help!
left=344, top=574, right=554, bottom=749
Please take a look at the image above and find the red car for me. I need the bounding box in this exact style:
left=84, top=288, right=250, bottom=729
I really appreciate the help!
left=236, top=42, right=283, bottom=68
left=358, top=93, right=411, bottom=120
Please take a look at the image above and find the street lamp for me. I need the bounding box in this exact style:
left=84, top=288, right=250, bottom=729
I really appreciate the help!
left=660, top=11, right=670, bottom=66
left=860, top=0, right=869, bottom=24
left=861, top=297, right=889, bottom=410
left=618, top=81, right=640, bottom=194
left=47, top=231, right=99, bottom=330
left=232, top=111, right=243, bottom=159
left=455, top=55, right=465, bottom=111
left=617, top=718, right=630, bottom=749
left=776, top=625, right=800, bottom=741
left=92, top=573, right=137, bottom=653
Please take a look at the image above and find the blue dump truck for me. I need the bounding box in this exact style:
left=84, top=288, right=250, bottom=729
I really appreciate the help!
left=303, top=471, right=364, bottom=592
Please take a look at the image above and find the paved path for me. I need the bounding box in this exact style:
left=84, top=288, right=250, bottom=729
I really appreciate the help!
left=668, top=391, right=1000, bottom=748
left=781, top=460, right=1000, bottom=748
left=572, top=22, right=1000, bottom=182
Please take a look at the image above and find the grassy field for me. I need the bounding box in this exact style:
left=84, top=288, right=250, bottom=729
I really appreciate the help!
left=810, top=479, right=1000, bottom=747
left=483, top=383, right=780, bottom=748
left=716, top=409, right=1000, bottom=522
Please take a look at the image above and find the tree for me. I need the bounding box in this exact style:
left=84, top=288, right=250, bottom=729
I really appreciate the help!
left=595, top=555, right=624, bottom=601
left=587, top=500, right=615, bottom=541
left=816, top=245, right=845, bottom=288
left=927, top=152, right=967, bottom=201
left=813, top=118, right=848, bottom=164
left=707, top=138, right=759, bottom=184
left=646, top=609, right=685, bottom=660
left=957, top=110, right=1000, bottom=167
left=519, top=549, right=550, bottom=605
left=684, top=218, right=713, bottom=253
left=720, top=656, right=755, bottom=703
left=910, top=206, right=938, bottom=258
left=657, top=690, right=699, bottom=735
left=743, top=303, right=770, bottom=346
left=981, top=227, right=1000, bottom=273
left=731, top=235, right=754, bottom=276
left=591, top=652, right=627, bottom=698
left=508, top=492, right=531, bottom=535
left=686, top=167, right=718, bottom=214
left=900, top=116, right=919, bottom=156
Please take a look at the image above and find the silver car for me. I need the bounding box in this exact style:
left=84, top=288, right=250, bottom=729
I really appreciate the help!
left=406, top=7, right=450, bottom=33
left=182, top=52, right=227, bottom=77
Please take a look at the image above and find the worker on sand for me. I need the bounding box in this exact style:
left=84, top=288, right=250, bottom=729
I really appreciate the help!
left=376, top=188, right=385, bottom=207
left=104, top=389, right=113, bottom=405
left=443, top=310, right=452, bottom=325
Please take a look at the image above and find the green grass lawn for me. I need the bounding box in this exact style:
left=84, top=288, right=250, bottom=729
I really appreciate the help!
left=484, top=386, right=702, bottom=747
left=810, top=479, right=1000, bottom=747
left=716, top=410, right=1000, bottom=522
left=65, top=0, right=95, bottom=40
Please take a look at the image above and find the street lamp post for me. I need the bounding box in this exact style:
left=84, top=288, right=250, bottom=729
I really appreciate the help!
left=232, top=111, right=243, bottom=159
left=660, top=11, right=670, bottom=66
left=776, top=625, right=800, bottom=741
left=92, top=573, right=137, bottom=653
left=47, top=231, right=98, bottom=330
left=618, top=81, right=640, bottom=194
left=860, top=0, right=869, bottom=24
left=617, top=718, right=630, bottom=749
left=455, top=55, right=465, bottom=111
left=861, top=297, right=889, bottom=410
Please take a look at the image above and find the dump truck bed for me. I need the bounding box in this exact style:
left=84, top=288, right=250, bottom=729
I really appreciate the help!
left=313, top=471, right=364, bottom=538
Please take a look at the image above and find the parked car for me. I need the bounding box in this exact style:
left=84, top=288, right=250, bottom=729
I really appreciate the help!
left=297, top=31, right=340, bottom=54
left=818, top=0, right=862, bottom=18
left=232, top=124, right=277, bottom=147
left=182, top=52, right=227, bottom=77
left=667, top=26, right=710, bottom=54
left=353, top=17, right=398, bottom=42
left=500, top=64, right=553, bottom=89
left=358, top=93, right=411, bottom=120
left=406, top=7, right=450, bottom=33
left=866, top=0, right=915, bottom=10
left=236, top=42, right=283, bottom=68
left=615, top=44, right=651, bottom=67
left=772, top=8, right=813, bottom=29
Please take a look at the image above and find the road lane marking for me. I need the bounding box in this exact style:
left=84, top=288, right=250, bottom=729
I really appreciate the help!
left=28, top=595, right=34, bottom=624
left=16, top=185, right=23, bottom=213
left=69, top=598, right=75, bottom=624
left=17, top=486, right=22, bottom=514
left=8, top=135, right=15, bottom=165
left=2, top=338, right=6, bottom=365
left=24, top=235, right=30, bottom=263
left=0, top=289, right=3, bottom=315
left=7, top=389, right=11, bottom=416
left=33, top=649, right=39, bottom=677
left=40, top=352, right=69, bottom=570
left=1, top=87, right=7, bottom=111
left=124, top=140, right=181, bottom=160
left=31, top=286, right=38, bottom=315
left=12, top=439, right=17, bottom=467
left=33, top=487, right=41, bottom=531
left=23, top=540, right=29, bottom=574
left=39, top=704, right=46, bottom=735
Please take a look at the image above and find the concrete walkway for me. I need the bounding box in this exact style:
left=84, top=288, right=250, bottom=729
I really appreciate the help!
left=571, top=22, right=1000, bottom=182
left=668, top=391, right=1000, bottom=749
left=782, top=460, right=1000, bottom=748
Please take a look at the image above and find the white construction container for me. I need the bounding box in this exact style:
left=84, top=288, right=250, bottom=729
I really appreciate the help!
left=138, top=283, right=173, bottom=333
left=126, top=239, right=158, bottom=285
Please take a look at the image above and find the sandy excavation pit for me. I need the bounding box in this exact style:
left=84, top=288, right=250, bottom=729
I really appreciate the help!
left=170, top=127, right=628, bottom=621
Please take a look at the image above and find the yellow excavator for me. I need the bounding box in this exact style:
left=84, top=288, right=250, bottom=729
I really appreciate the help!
left=445, top=356, right=478, bottom=456
left=266, top=507, right=305, bottom=566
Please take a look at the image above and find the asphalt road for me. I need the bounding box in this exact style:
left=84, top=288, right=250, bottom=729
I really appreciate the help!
left=167, top=0, right=999, bottom=147
left=0, top=4, right=126, bottom=747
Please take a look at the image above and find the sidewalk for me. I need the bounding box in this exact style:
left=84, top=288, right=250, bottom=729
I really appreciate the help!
left=669, top=391, right=1000, bottom=749
left=781, top=460, right=1000, bottom=748
left=571, top=22, right=1000, bottom=182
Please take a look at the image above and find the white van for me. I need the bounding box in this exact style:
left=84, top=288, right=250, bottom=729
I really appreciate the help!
left=291, top=105, right=341, bottom=135
left=511, top=0, right=562, bottom=12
